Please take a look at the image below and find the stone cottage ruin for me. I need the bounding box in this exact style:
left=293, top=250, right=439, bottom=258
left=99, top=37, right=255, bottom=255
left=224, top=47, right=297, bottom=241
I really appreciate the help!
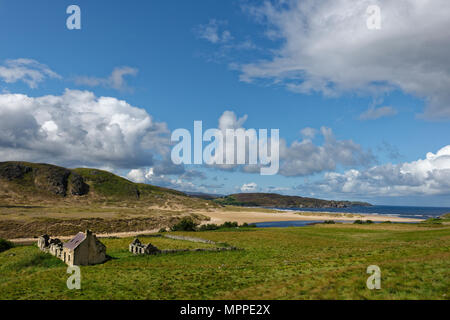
left=38, top=230, right=107, bottom=266
left=129, top=238, right=160, bottom=255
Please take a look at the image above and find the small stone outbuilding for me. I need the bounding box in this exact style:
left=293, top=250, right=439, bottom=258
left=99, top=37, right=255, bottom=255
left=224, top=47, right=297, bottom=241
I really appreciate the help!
left=129, top=238, right=160, bottom=255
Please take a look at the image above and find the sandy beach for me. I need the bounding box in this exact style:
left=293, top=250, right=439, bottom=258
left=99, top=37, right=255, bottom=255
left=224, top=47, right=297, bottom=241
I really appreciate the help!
left=202, top=209, right=424, bottom=225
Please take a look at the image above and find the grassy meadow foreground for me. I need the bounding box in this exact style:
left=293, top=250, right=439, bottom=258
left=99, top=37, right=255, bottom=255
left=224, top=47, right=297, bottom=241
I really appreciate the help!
left=1, top=223, right=449, bottom=300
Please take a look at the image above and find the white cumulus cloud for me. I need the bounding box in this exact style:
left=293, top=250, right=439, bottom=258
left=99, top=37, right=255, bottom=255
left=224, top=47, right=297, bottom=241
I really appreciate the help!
left=315, top=145, right=450, bottom=196
left=279, top=127, right=375, bottom=176
left=194, top=19, right=233, bottom=44
left=240, top=0, right=450, bottom=119
left=0, top=89, right=169, bottom=168
left=126, top=166, right=207, bottom=192
left=241, top=182, right=258, bottom=192
left=75, top=66, right=139, bottom=92
left=359, top=106, right=397, bottom=120
left=203, top=111, right=373, bottom=177
left=0, top=58, right=61, bottom=88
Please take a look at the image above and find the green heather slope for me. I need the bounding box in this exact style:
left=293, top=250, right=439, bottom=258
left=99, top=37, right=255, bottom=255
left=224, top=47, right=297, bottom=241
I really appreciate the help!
left=0, top=161, right=209, bottom=206
left=71, top=167, right=185, bottom=200
left=215, top=193, right=371, bottom=209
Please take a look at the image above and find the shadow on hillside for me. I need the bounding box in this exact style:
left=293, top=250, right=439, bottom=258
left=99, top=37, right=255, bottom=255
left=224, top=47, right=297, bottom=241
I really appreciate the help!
left=0, top=205, right=44, bottom=209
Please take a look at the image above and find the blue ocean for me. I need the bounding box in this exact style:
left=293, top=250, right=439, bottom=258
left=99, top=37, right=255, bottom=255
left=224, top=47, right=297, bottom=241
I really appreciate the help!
left=252, top=205, right=449, bottom=228
left=278, top=205, right=450, bottom=220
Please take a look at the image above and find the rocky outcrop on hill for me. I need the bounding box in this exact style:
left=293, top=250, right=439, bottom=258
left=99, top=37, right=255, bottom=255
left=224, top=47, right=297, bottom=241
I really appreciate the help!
left=0, top=163, right=32, bottom=181
left=0, top=162, right=89, bottom=197
left=69, top=172, right=90, bottom=196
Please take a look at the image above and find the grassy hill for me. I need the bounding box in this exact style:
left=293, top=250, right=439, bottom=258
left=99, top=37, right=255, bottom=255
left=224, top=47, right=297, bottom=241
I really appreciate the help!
left=0, top=162, right=218, bottom=238
left=215, top=193, right=371, bottom=209
left=0, top=161, right=191, bottom=203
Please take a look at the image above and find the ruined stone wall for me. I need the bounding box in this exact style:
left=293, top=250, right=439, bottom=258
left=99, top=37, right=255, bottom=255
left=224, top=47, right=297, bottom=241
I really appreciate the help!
left=37, top=235, right=50, bottom=251
left=129, top=236, right=240, bottom=256
left=160, top=247, right=238, bottom=254
left=129, top=240, right=160, bottom=255
left=163, top=234, right=217, bottom=244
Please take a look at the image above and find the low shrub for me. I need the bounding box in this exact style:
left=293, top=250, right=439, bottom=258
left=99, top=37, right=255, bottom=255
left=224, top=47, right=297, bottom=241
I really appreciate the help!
left=198, top=224, right=220, bottom=231
left=323, top=220, right=336, bottom=224
left=170, top=217, right=199, bottom=232
left=0, top=238, right=14, bottom=253
left=422, top=218, right=443, bottom=225
left=221, top=221, right=239, bottom=229
left=240, top=223, right=256, bottom=228
left=197, top=222, right=256, bottom=232
left=354, top=220, right=374, bottom=225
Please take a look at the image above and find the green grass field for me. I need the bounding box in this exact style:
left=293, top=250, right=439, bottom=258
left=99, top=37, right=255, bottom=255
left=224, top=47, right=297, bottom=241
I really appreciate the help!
left=0, top=223, right=449, bottom=300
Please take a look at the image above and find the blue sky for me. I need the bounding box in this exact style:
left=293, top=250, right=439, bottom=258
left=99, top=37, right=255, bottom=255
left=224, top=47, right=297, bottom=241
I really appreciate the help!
left=0, top=0, right=449, bottom=206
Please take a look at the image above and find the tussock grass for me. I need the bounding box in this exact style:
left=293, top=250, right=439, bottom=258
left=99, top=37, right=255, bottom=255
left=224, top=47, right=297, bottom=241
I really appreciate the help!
left=0, top=223, right=448, bottom=300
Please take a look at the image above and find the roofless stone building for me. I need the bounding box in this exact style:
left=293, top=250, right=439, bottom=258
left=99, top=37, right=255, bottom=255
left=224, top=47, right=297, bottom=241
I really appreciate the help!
left=129, top=238, right=160, bottom=255
left=38, top=230, right=107, bottom=266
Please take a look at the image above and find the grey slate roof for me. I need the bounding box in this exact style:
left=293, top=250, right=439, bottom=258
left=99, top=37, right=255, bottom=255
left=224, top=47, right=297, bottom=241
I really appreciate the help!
left=64, top=232, right=86, bottom=250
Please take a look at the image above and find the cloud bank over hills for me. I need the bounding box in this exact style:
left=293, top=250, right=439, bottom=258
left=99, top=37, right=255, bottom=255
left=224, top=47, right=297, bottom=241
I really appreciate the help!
left=312, top=145, right=450, bottom=197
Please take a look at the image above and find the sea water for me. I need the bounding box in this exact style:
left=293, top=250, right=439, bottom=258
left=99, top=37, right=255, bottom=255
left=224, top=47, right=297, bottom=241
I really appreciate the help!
left=278, top=205, right=450, bottom=220
left=251, top=205, right=450, bottom=228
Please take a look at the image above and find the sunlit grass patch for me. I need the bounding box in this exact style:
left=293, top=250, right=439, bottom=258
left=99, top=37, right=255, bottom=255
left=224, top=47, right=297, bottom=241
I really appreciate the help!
left=0, top=224, right=448, bottom=300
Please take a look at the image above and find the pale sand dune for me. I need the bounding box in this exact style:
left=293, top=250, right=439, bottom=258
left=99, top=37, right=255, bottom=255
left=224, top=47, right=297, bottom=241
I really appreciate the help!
left=202, top=209, right=424, bottom=225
